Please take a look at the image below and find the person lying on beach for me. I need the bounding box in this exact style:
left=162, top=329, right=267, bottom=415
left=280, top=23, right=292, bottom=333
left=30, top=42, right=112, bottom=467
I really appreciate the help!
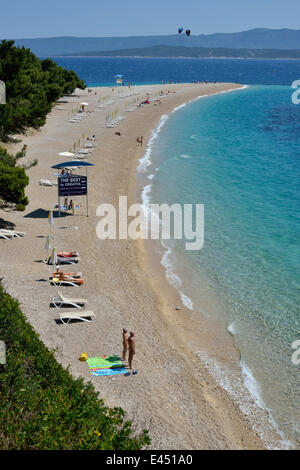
left=115, top=131, right=121, bottom=136
left=52, top=273, right=84, bottom=284
left=122, top=328, right=128, bottom=361
left=53, top=269, right=82, bottom=279
left=57, top=251, right=78, bottom=258
left=128, top=331, right=135, bottom=370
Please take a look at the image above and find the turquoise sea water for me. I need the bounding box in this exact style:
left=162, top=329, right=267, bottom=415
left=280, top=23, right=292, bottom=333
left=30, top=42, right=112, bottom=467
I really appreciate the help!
left=138, top=85, right=300, bottom=448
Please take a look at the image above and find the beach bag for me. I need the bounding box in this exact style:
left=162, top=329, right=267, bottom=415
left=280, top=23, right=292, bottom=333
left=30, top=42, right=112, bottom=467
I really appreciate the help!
left=79, top=352, right=88, bottom=361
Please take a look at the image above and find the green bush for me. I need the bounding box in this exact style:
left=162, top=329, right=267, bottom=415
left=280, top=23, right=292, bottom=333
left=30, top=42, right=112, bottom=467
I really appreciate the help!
left=0, top=285, right=150, bottom=450
left=0, top=40, right=85, bottom=140
left=0, top=162, right=29, bottom=206
left=0, top=146, right=29, bottom=209
left=15, top=203, right=26, bottom=211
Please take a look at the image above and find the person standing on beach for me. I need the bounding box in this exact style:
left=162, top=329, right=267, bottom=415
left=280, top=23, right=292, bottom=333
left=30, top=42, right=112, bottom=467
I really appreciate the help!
left=128, top=331, right=135, bottom=370
left=122, top=328, right=128, bottom=361
left=136, top=136, right=143, bottom=146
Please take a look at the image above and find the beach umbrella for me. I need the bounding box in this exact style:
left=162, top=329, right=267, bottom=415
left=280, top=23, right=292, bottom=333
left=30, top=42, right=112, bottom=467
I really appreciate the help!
left=58, top=152, right=75, bottom=158
left=48, top=210, right=53, bottom=225
left=51, top=161, right=95, bottom=169
left=45, top=234, right=52, bottom=254
left=80, top=102, right=89, bottom=106
left=49, top=247, right=58, bottom=266
left=48, top=209, right=54, bottom=234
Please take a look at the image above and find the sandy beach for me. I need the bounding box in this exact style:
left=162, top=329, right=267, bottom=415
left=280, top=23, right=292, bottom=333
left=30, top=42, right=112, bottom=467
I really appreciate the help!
left=0, top=82, right=265, bottom=449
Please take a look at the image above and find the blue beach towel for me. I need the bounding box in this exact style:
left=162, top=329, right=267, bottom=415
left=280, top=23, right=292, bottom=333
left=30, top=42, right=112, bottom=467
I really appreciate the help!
left=90, top=367, right=127, bottom=376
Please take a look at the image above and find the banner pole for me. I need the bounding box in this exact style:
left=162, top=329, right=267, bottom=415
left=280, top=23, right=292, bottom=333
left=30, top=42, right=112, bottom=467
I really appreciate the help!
left=86, top=167, right=88, bottom=217
left=57, top=176, right=60, bottom=217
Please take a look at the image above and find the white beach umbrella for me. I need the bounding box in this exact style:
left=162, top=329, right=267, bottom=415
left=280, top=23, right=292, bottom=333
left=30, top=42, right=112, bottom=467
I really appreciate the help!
left=58, top=152, right=75, bottom=158
left=80, top=102, right=89, bottom=106
left=45, top=234, right=52, bottom=253
left=49, top=247, right=58, bottom=266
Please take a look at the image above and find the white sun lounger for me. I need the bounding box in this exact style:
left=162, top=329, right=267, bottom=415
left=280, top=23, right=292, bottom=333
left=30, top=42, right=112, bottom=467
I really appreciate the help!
left=0, top=231, right=13, bottom=240
left=50, top=277, right=82, bottom=287
left=53, top=291, right=87, bottom=308
left=83, top=143, right=95, bottom=148
left=0, top=229, right=26, bottom=238
left=59, top=310, right=95, bottom=324
left=74, top=155, right=88, bottom=160
left=47, top=256, right=80, bottom=265
left=39, top=179, right=57, bottom=187
left=57, top=256, right=80, bottom=265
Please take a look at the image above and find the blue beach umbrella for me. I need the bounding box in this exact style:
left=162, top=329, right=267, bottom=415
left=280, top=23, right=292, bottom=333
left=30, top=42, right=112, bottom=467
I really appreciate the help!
left=52, top=161, right=96, bottom=217
left=51, top=161, right=95, bottom=169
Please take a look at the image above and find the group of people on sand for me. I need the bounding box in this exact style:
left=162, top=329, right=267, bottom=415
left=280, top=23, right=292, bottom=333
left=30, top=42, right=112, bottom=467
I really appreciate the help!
left=122, top=329, right=137, bottom=373
left=60, top=168, right=74, bottom=176
left=64, top=198, right=74, bottom=210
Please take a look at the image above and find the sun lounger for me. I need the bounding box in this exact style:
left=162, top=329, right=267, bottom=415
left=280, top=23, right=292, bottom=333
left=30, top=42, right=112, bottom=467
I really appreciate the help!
left=52, top=291, right=87, bottom=309
left=0, top=231, right=13, bottom=240
left=52, top=271, right=82, bottom=278
left=48, top=256, right=80, bottom=265
left=84, top=143, right=95, bottom=149
left=50, top=277, right=84, bottom=287
left=73, top=154, right=88, bottom=160
left=0, top=229, right=26, bottom=238
left=52, top=273, right=83, bottom=283
left=39, top=179, right=57, bottom=187
left=59, top=310, right=95, bottom=324
left=57, top=256, right=80, bottom=265
left=57, top=251, right=79, bottom=258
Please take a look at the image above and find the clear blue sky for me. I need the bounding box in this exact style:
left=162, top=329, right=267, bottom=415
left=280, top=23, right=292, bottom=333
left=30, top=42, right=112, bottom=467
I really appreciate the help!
left=1, top=0, right=300, bottom=38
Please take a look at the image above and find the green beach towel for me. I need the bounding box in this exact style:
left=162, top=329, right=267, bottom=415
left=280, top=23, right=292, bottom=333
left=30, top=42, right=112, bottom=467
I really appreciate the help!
left=87, top=355, right=123, bottom=370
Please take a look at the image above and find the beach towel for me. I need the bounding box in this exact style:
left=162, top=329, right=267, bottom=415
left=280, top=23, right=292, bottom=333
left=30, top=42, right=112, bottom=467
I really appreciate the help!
left=90, top=367, right=127, bottom=376
left=87, top=355, right=123, bottom=369
left=87, top=355, right=126, bottom=376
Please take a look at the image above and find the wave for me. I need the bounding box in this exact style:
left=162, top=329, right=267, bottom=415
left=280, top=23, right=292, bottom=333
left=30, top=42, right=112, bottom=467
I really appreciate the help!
left=137, top=114, right=169, bottom=173
left=160, top=242, right=194, bottom=311
left=195, top=349, right=293, bottom=449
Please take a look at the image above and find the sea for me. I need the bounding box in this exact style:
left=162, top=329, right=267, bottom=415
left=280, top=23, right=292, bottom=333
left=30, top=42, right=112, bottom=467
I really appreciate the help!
left=53, top=57, right=300, bottom=449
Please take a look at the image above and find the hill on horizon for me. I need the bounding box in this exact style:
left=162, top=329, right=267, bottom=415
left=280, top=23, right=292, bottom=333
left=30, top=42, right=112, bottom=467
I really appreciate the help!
left=7, top=28, right=300, bottom=57
left=62, top=45, right=300, bottom=59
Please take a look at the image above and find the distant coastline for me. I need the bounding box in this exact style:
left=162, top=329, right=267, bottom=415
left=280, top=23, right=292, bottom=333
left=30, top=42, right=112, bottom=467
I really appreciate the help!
left=56, top=44, right=300, bottom=60
left=54, top=55, right=300, bottom=60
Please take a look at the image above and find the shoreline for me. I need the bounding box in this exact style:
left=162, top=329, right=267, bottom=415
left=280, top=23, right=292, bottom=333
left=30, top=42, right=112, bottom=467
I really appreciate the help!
left=1, top=82, right=266, bottom=449
left=133, top=85, right=289, bottom=450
